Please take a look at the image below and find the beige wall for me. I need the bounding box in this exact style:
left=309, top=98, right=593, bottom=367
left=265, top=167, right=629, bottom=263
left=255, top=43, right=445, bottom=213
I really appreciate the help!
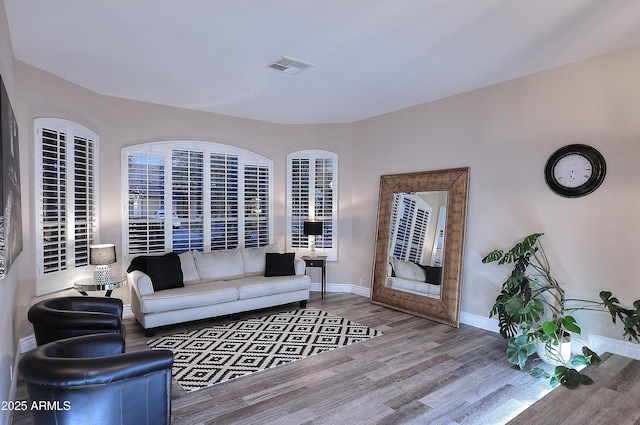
left=353, top=44, right=640, bottom=339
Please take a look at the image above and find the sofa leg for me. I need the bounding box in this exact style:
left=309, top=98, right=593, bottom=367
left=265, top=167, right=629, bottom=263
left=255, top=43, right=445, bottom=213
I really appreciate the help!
left=145, top=329, right=155, bottom=337
left=300, top=300, right=308, bottom=308
left=231, top=313, right=241, bottom=320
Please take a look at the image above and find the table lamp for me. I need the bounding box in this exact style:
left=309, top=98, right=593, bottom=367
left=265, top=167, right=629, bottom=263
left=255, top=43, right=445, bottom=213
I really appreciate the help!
left=90, top=243, right=117, bottom=283
left=303, top=221, right=323, bottom=257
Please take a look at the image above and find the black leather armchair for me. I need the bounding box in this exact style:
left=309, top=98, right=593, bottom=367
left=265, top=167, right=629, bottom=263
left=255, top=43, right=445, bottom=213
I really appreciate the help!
left=18, top=333, right=174, bottom=425
left=28, top=296, right=125, bottom=345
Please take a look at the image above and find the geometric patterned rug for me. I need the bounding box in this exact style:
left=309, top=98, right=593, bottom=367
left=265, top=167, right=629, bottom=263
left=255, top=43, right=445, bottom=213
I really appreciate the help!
left=146, top=308, right=383, bottom=392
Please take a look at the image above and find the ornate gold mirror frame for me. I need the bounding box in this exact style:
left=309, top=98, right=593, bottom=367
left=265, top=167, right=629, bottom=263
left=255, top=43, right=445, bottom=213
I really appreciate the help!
left=371, top=167, right=469, bottom=327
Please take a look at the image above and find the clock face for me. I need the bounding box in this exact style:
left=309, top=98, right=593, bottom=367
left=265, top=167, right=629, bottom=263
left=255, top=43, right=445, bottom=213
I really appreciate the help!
left=544, top=144, right=606, bottom=198
left=553, top=154, right=593, bottom=188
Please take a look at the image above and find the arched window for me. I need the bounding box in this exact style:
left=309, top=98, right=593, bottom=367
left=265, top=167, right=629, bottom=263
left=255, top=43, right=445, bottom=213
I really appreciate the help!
left=122, top=141, right=273, bottom=260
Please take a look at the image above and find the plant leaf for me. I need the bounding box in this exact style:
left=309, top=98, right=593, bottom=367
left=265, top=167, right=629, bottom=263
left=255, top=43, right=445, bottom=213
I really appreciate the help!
left=562, top=315, right=581, bottom=334
left=571, top=355, right=590, bottom=367
left=542, top=321, right=559, bottom=336
left=482, top=249, right=504, bottom=263
left=506, top=335, right=537, bottom=369
left=553, top=366, right=583, bottom=389
left=582, top=346, right=601, bottom=365
left=530, top=367, right=551, bottom=379
left=580, top=374, right=594, bottom=385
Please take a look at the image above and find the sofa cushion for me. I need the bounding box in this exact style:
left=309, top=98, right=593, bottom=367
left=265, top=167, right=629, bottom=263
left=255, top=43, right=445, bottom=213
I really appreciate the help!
left=146, top=254, right=184, bottom=291
left=140, top=281, right=239, bottom=314
left=391, top=257, right=426, bottom=281
left=241, top=242, right=281, bottom=277
left=264, top=252, right=296, bottom=277
left=178, top=251, right=201, bottom=285
left=193, top=248, right=245, bottom=281
left=235, top=275, right=311, bottom=300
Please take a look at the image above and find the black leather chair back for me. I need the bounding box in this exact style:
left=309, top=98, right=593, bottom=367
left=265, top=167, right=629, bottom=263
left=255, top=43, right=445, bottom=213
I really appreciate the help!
left=19, top=334, right=173, bottom=425
left=28, top=296, right=125, bottom=345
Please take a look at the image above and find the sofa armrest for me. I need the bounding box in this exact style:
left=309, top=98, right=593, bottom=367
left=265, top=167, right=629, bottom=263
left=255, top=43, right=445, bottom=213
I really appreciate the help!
left=128, top=270, right=155, bottom=296
left=294, top=258, right=306, bottom=275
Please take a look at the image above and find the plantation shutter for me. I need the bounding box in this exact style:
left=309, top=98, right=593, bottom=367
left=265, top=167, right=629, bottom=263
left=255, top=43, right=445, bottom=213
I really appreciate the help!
left=126, top=153, right=166, bottom=254
left=172, top=149, right=204, bottom=252
left=73, top=135, right=96, bottom=266
left=122, top=142, right=273, bottom=258
left=289, top=158, right=310, bottom=249
left=287, top=150, right=338, bottom=261
left=40, top=128, right=68, bottom=274
left=36, top=119, right=98, bottom=295
left=391, top=193, right=430, bottom=263
left=244, top=164, right=270, bottom=248
left=313, top=157, right=334, bottom=250
left=210, top=153, right=239, bottom=250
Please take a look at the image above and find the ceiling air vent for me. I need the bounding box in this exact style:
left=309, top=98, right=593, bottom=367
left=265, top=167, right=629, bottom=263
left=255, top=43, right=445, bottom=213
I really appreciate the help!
left=267, top=56, right=314, bottom=75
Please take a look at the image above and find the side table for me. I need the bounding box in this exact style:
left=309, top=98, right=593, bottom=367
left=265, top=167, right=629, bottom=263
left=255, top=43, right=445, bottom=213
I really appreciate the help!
left=74, top=276, right=127, bottom=297
left=301, top=255, right=327, bottom=299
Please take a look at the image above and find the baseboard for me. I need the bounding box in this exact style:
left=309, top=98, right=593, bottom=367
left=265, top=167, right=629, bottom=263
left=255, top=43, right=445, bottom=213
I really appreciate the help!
left=588, top=334, right=640, bottom=360
left=459, top=311, right=500, bottom=333
left=19, top=334, right=36, bottom=354
left=349, top=284, right=371, bottom=298
left=123, top=304, right=134, bottom=318
left=310, top=282, right=371, bottom=298
left=458, top=310, right=640, bottom=359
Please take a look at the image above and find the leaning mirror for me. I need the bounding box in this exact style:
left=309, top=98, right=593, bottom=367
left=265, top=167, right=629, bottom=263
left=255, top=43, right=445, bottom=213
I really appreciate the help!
left=371, top=167, right=469, bottom=327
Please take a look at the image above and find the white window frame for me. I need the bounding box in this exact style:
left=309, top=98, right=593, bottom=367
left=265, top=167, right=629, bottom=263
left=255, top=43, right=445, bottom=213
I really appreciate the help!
left=286, top=150, right=338, bottom=261
left=35, top=118, right=99, bottom=295
left=121, top=141, right=273, bottom=262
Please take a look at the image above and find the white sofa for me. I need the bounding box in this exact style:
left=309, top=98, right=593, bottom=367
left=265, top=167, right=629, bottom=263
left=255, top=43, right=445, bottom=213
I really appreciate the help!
left=128, top=243, right=311, bottom=336
left=387, top=257, right=442, bottom=299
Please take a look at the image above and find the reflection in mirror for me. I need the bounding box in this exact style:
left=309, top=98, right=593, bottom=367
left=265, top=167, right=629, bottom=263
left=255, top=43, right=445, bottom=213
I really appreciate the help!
left=371, top=167, right=469, bottom=327
left=385, top=191, right=447, bottom=300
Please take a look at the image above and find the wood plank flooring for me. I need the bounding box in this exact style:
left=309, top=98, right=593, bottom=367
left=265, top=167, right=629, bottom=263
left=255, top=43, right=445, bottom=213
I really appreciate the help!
left=12, top=292, right=640, bottom=424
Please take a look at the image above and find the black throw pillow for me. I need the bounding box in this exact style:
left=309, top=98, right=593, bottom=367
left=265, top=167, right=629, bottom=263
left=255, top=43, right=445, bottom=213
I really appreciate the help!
left=146, top=253, right=184, bottom=291
left=127, top=255, right=149, bottom=274
left=264, top=252, right=296, bottom=277
left=418, top=264, right=442, bottom=285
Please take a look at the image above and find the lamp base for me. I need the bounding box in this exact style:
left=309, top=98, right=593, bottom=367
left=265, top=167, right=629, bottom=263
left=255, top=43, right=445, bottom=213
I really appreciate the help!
left=94, top=265, right=112, bottom=283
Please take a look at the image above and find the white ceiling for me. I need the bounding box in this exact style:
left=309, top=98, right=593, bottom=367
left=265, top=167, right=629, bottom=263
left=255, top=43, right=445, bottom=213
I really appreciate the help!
left=5, top=0, right=640, bottom=124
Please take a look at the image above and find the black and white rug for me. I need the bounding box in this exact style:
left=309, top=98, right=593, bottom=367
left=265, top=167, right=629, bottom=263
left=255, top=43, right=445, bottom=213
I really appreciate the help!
left=147, top=308, right=383, bottom=392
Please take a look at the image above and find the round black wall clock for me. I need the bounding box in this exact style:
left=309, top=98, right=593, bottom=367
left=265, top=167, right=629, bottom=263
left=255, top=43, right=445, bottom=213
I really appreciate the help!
left=544, top=144, right=606, bottom=198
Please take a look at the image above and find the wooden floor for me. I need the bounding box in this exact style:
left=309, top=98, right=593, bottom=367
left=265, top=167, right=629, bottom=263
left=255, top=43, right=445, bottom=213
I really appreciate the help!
left=13, top=293, right=640, bottom=424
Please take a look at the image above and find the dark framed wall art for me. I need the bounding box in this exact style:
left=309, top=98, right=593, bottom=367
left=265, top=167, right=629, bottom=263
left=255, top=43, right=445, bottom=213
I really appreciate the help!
left=0, top=75, right=23, bottom=280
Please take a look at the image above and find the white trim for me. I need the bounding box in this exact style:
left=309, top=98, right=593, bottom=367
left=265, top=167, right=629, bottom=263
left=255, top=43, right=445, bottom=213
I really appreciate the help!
left=19, top=334, right=37, bottom=353
left=457, top=310, right=640, bottom=360
left=459, top=311, right=500, bottom=333
left=34, top=118, right=100, bottom=295
left=588, top=333, right=640, bottom=360
left=286, top=150, right=338, bottom=261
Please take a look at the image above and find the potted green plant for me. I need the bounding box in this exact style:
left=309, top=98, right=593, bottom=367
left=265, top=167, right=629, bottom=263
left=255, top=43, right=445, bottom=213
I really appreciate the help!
left=482, top=233, right=640, bottom=389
